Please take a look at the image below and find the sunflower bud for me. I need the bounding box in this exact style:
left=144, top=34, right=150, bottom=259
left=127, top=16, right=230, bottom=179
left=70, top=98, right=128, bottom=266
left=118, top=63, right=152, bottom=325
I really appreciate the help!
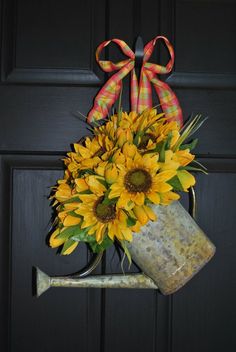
left=49, top=229, right=65, bottom=248
left=105, top=164, right=118, bottom=184
left=122, top=142, right=137, bottom=159
left=116, top=128, right=133, bottom=147
left=94, top=161, right=108, bottom=177
left=112, top=150, right=125, bottom=164
left=55, top=183, right=72, bottom=202
left=173, top=149, right=194, bottom=166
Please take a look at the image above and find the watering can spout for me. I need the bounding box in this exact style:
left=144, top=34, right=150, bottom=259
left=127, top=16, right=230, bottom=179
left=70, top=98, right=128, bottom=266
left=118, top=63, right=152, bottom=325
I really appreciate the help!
left=35, top=271, right=158, bottom=296
left=36, top=268, right=51, bottom=297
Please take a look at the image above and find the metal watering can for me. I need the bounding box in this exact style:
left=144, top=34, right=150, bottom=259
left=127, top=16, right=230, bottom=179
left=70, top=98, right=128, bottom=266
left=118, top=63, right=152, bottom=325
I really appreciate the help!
left=36, top=188, right=215, bottom=297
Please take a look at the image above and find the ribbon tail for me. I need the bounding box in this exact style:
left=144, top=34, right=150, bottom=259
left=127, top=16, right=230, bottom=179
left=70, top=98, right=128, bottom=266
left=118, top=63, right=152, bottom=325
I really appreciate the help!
left=149, top=74, right=183, bottom=127
left=87, top=61, right=134, bottom=124
left=87, top=78, right=122, bottom=124
left=137, top=70, right=152, bottom=114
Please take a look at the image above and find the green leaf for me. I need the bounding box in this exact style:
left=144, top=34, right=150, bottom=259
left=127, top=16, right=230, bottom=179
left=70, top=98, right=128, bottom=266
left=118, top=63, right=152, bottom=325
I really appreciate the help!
left=159, top=140, right=167, bottom=162
left=191, top=159, right=207, bottom=171
left=142, top=141, right=164, bottom=155
left=57, top=225, right=83, bottom=240
left=126, top=216, right=136, bottom=227
left=97, top=177, right=108, bottom=188
left=167, top=175, right=184, bottom=191
left=179, top=138, right=198, bottom=151
left=179, top=165, right=208, bottom=175
left=154, top=141, right=164, bottom=153
left=102, top=196, right=118, bottom=206
left=173, top=114, right=205, bottom=151
left=61, top=239, right=77, bottom=255
left=67, top=211, right=82, bottom=218
left=78, top=189, right=93, bottom=195
left=62, top=197, right=81, bottom=204
left=165, top=132, right=173, bottom=150
left=133, top=131, right=143, bottom=146
left=127, top=200, right=133, bottom=208
left=78, top=169, right=95, bottom=177
left=89, top=234, right=113, bottom=253
left=120, top=241, right=132, bottom=268
left=144, top=198, right=152, bottom=205
left=71, top=230, right=95, bottom=243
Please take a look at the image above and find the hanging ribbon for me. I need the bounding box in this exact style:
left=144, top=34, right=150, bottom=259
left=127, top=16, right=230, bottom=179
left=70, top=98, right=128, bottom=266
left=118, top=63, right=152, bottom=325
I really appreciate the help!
left=87, top=36, right=183, bottom=127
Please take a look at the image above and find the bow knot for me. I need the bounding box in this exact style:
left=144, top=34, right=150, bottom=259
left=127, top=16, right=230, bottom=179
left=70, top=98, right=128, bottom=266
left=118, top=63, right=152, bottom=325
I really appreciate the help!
left=87, top=36, right=183, bottom=127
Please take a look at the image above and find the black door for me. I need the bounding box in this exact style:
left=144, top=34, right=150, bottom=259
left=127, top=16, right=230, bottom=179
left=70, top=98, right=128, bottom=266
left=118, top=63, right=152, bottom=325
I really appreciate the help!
left=1, top=1, right=236, bottom=351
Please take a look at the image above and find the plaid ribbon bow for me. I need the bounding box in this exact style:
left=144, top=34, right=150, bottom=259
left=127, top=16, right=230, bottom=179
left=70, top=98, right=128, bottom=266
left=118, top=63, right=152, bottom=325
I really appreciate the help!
left=87, top=36, right=183, bottom=127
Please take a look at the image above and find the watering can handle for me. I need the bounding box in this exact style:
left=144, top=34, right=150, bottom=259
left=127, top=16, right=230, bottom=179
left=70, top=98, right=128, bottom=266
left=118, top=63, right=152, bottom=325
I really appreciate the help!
left=75, top=187, right=196, bottom=277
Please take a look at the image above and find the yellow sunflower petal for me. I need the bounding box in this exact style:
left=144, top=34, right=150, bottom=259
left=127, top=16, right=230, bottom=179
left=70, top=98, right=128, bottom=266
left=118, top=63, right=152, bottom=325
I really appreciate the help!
left=160, top=191, right=180, bottom=205
left=177, top=170, right=196, bottom=191
left=173, top=149, right=195, bottom=166
left=63, top=202, right=81, bottom=210
left=49, top=229, right=65, bottom=248
left=55, top=183, right=72, bottom=202
left=133, top=192, right=145, bottom=206
left=132, top=206, right=149, bottom=225
left=153, top=182, right=173, bottom=193
left=121, top=227, right=133, bottom=241
left=105, top=164, right=118, bottom=184
left=143, top=205, right=157, bottom=221
left=86, top=175, right=107, bottom=196
left=79, top=156, right=101, bottom=169
left=75, top=178, right=89, bottom=193
left=147, top=192, right=161, bottom=204
left=95, top=224, right=106, bottom=243
left=122, top=143, right=137, bottom=159
left=131, top=221, right=142, bottom=233
left=112, top=150, right=126, bottom=164
left=58, top=210, right=69, bottom=222
left=76, top=144, right=91, bottom=158
left=62, top=241, right=79, bottom=255
left=109, top=183, right=124, bottom=199
left=80, top=216, right=97, bottom=228
left=63, top=215, right=81, bottom=227
left=155, top=170, right=176, bottom=182
left=95, top=161, right=108, bottom=177
left=117, top=192, right=134, bottom=210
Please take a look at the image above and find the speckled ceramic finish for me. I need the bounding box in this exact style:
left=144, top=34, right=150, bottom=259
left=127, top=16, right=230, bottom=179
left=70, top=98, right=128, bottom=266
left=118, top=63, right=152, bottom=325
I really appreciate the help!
left=126, top=201, right=215, bottom=295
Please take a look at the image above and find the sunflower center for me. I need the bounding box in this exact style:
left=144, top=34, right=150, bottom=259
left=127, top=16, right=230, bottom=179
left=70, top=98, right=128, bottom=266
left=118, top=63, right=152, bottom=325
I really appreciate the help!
left=124, top=168, right=152, bottom=193
left=94, top=197, right=116, bottom=223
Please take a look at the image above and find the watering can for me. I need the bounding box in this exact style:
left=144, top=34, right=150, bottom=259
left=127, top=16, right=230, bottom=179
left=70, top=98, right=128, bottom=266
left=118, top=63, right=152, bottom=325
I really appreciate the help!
left=36, top=188, right=215, bottom=297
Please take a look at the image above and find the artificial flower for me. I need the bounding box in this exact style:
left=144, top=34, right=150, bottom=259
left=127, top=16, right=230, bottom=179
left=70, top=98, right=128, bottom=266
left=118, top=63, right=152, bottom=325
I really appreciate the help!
left=76, top=193, right=133, bottom=243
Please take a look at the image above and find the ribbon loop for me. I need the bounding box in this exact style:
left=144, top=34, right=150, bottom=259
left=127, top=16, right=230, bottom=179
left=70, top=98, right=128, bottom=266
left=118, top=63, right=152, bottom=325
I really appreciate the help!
left=143, top=36, right=174, bottom=74
left=96, top=39, right=134, bottom=72
left=87, top=36, right=183, bottom=127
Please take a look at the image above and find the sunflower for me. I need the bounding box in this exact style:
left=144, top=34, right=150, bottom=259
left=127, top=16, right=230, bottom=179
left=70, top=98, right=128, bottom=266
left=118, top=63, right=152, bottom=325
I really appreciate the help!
left=75, top=193, right=133, bottom=243
left=65, top=134, right=116, bottom=177
left=109, top=145, right=176, bottom=210
left=158, top=149, right=196, bottom=192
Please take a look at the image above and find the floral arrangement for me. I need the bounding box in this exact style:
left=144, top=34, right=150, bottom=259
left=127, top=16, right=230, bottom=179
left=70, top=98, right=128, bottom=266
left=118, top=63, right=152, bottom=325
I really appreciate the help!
left=49, top=109, right=205, bottom=258
left=48, top=35, right=207, bottom=262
